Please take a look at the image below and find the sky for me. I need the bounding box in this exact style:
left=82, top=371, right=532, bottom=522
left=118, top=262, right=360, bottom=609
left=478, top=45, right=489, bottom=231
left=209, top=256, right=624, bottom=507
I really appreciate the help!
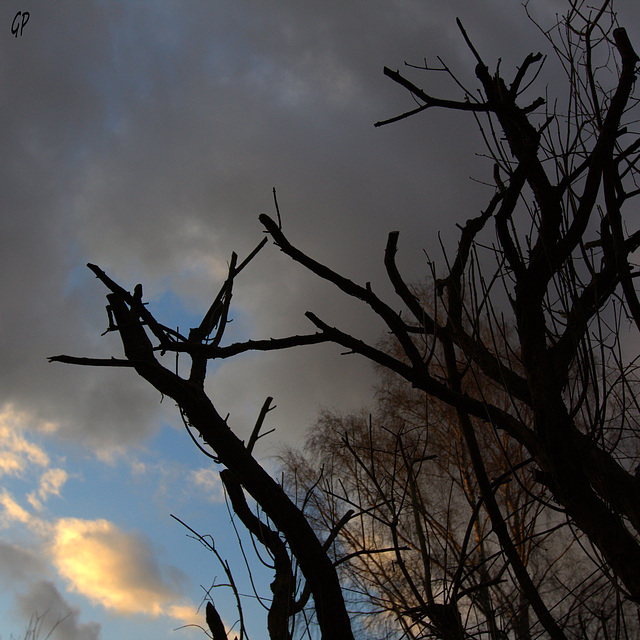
left=1, top=1, right=639, bottom=639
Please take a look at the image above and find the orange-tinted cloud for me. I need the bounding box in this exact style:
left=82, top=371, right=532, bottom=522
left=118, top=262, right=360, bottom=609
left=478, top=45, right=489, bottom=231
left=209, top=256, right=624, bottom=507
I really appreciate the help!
left=50, top=517, right=194, bottom=620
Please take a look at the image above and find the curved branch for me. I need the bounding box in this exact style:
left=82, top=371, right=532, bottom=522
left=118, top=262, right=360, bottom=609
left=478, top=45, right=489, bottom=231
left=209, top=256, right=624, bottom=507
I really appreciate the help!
left=260, top=214, right=425, bottom=370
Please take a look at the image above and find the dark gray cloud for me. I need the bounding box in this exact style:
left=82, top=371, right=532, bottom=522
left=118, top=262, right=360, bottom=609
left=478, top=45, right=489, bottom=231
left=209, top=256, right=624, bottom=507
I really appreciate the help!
left=0, top=541, right=47, bottom=583
left=15, top=580, right=101, bottom=640
left=1, top=1, right=638, bottom=451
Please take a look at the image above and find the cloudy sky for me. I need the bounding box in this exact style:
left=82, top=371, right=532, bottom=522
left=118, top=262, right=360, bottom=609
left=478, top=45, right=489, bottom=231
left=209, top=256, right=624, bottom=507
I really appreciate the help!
left=1, top=1, right=639, bottom=638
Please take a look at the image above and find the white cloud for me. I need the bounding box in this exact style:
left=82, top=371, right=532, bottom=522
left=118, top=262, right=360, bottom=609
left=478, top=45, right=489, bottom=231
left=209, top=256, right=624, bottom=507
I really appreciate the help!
left=130, top=459, right=147, bottom=476
left=38, top=468, right=69, bottom=500
left=28, top=468, right=69, bottom=511
left=188, top=467, right=225, bottom=503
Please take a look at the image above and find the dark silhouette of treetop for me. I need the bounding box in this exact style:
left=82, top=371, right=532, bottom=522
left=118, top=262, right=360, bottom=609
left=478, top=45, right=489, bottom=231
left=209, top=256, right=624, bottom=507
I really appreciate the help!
left=51, top=3, right=640, bottom=638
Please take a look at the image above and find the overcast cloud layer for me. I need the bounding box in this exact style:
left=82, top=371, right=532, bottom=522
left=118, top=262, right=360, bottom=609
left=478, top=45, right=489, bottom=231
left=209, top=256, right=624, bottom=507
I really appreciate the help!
left=2, top=0, right=574, bottom=451
left=2, top=1, right=639, bottom=637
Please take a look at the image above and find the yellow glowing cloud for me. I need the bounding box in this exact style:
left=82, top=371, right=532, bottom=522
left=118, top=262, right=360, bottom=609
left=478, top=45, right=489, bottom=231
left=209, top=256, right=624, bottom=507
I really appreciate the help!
left=50, top=517, right=191, bottom=618
left=0, top=489, right=33, bottom=526
left=0, top=405, right=50, bottom=476
left=167, top=603, right=204, bottom=627
left=169, top=603, right=237, bottom=637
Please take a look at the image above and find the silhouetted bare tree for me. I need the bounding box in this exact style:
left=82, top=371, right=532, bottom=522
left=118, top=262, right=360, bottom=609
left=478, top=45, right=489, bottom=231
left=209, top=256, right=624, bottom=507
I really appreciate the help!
left=282, top=322, right=638, bottom=639
left=51, top=2, right=640, bottom=638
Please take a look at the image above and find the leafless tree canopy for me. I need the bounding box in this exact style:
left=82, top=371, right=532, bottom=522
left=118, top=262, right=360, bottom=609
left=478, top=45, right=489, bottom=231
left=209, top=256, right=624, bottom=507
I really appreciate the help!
left=51, top=3, right=640, bottom=639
